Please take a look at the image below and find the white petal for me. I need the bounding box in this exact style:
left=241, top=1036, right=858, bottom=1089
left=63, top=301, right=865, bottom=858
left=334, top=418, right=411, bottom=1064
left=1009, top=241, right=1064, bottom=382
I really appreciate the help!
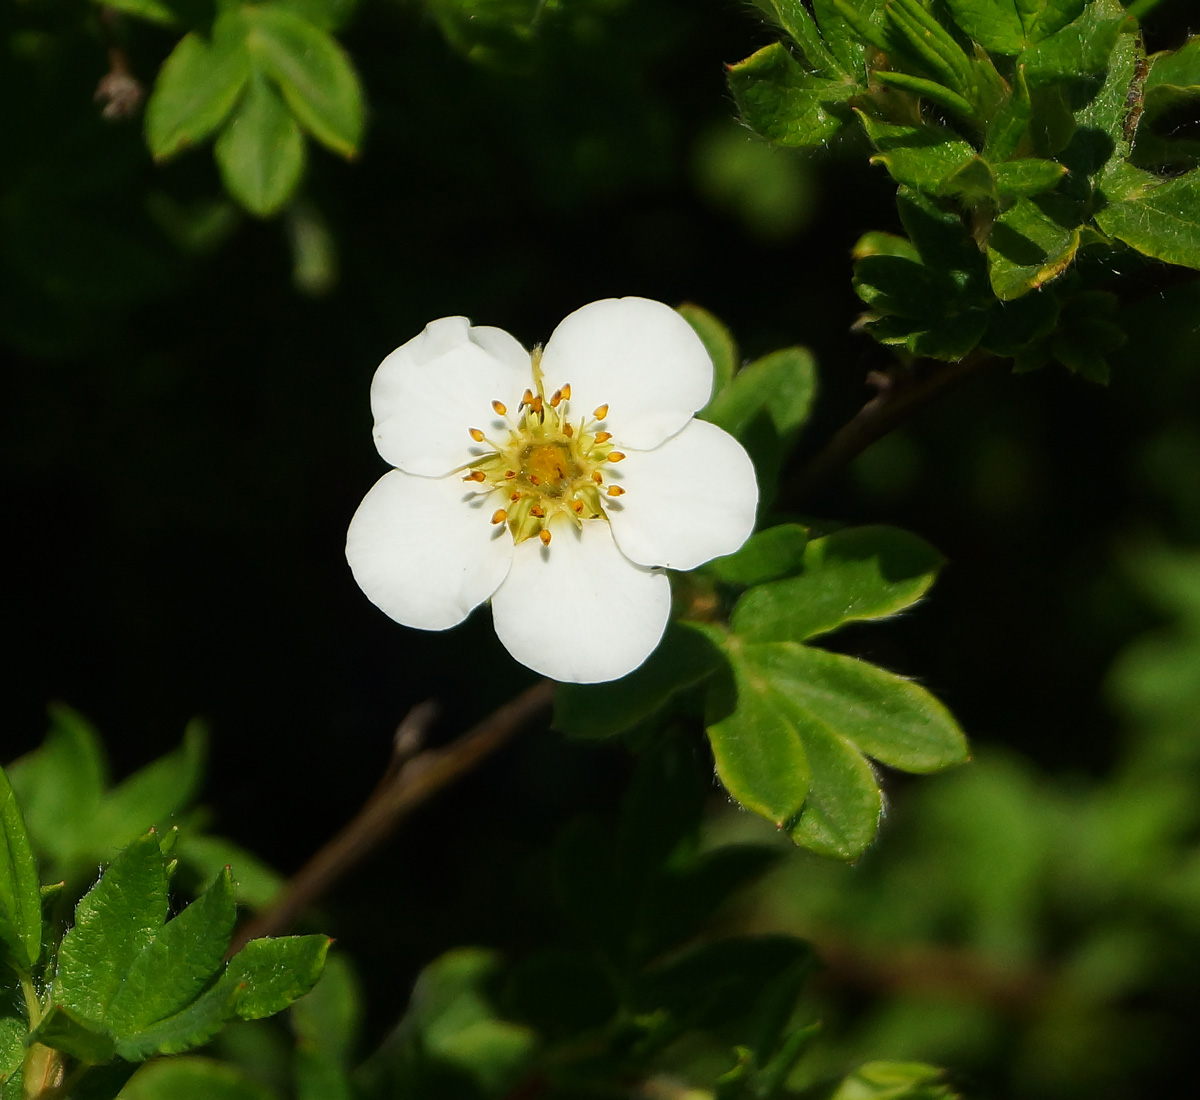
left=346, top=469, right=513, bottom=630
left=539, top=298, right=713, bottom=451
left=607, top=418, right=758, bottom=570
left=372, top=317, right=532, bottom=477
left=490, top=517, right=671, bottom=683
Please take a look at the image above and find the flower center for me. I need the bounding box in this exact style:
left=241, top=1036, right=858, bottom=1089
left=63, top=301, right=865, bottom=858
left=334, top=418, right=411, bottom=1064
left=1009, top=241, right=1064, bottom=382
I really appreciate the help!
left=462, top=351, right=626, bottom=545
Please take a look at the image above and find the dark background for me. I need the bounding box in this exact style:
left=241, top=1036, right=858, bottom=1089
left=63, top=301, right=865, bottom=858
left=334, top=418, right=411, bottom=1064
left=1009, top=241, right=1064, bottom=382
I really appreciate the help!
left=4, top=0, right=1199, bottom=1055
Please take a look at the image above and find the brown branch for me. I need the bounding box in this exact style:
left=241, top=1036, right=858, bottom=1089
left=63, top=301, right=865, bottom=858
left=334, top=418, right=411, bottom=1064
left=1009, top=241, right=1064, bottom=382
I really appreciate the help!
left=230, top=680, right=555, bottom=951
left=785, top=349, right=999, bottom=505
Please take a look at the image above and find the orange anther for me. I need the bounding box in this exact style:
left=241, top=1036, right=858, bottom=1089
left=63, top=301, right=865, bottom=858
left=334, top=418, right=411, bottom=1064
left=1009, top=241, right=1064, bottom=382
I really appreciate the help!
left=560, top=383, right=571, bottom=400
left=530, top=505, right=546, bottom=517
left=530, top=395, right=544, bottom=415
left=607, top=485, right=626, bottom=496
left=594, top=431, right=612, bottom=443
left=510, top=491, right=521, bottom=501
left=539, top=528, right=552, bottom=545
left=529, top=474, right=541, bottom=486
left=492, top=400, right=508, bottom=416
left=463, top=470, right=486, bottom=482
left=491, top=509, right=508, bottom=525
left=592, top=471, right=603, bottom=484
left=469, top=428, right=485, bottom=442
left=504, top=469, right=517, bottom=479
left=521, top=389, right=534, bottom=408
left=563, top=423, right=574, bottom=437
left=550, top=389, right=562, bottom=407
left=593, top=404, right=609, bottom=420
left=571, top=499, right=584, bottom=514
left=607, top=451, right=625, bottom=463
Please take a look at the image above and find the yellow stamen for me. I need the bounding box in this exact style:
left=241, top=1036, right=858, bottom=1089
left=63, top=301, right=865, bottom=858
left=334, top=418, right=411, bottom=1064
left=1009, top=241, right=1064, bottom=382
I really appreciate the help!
left=463, top=470, right=486, bottom=482
left=607, top=485, right=625, bottom=496
left=492, top=400, right=507, bottom=416
left=530, top=505, right=546, bottom=517
left=469, top=428, right=485, bottom=442
left=540, top=528, right=552, bottom=545
left=593, top=404, right=608, bottom=419
left=491, top=509, right=507, bottom=525
left=607, top=451, right=625, bottom=463
left=594, top=431, right=611, bottom=443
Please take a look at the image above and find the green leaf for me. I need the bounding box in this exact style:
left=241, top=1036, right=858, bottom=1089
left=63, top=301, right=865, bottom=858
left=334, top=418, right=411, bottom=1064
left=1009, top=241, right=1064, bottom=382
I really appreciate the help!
left=295, top=1046, right=354, bottom=1100
left=706, top=648, right=811, bottom=826
left=752, top=0, right=840, bottom=76
left=1018, top=0, right=1125, bottom=89
left=98, top=0, right=179, bottom=26
left=677, top=303, right=738, bottom=393
left=0, top=1015, right=26, bottom=1081
left=882, top=0, right=971, bottom=97
left=1097, top=165, right=1200, bottom=271
left=870, top=72, right=973, bottom=118
left=405, top=948, right=536, bottom=1096
left=987, top=195, right=1081, bottom=299
left=553, top=623, right=724, bottom=738
left=701, top=347, right=816, bottom=441
left=111, top=981, right=240, bottom=1061
left=857, top=113, right=976, bottom=193
left=215, top=74, right=306, bottom=218
left=273, top=0, right=359, bottom=32
left=728, top=43, right=856, bottom=150
left=28, top=1005, right=116, bottom=1065
left=985, top=63, right=1032, bottom=161
left=1143, top=36, right=1200, bottom=122
left=118, top=1057, right=276, bottom=1100
left=731, top=526, right=944, bottom=644
left=105, top=869, right=237, bottom=1036
left=291, top=952, right=361, bottom=1062
left=244, top=6, right=364, bottom=158
left=786, top=710, right=882, bottom=859
left=943, top=0, right=1084, bottom=56
left=708, top=523, right=809, bottom=586
left=53, top=831, right=169, bottom=1024
left=228, top=935, right=331, bottom=1020
left=751, top=642, right=970, bottom=772
left=0, top=766, right=41, bottom=969
left=814, top=0, right=881, bottom=81
left=992, top=158, right=1068, bottom=198
left=97, top=721, right=207, bottom=853
left=831, top=1060, right=958, bottom=1099
left=981, top=289, right=1060, bottom=357
left=7, top=705, right=106, bottom=868
left=145, top=26, right=251, bottom=161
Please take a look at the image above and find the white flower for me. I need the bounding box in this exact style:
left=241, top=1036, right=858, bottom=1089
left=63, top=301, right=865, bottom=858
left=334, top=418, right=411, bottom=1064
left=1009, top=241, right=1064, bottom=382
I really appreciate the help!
left=345, top=297, right=758, bottom=683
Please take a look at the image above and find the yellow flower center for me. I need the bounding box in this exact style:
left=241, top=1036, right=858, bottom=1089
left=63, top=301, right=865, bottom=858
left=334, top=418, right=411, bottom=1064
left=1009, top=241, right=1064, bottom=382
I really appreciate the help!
left=462, top=350, right=625, bottom=545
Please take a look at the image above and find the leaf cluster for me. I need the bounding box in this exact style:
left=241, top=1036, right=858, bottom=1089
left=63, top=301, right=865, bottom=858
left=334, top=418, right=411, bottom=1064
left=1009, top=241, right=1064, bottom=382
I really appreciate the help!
left=556, top=308, right=969, bottom=862
left=134, top=0, right=364, bottom=217
left=732, top=0, right=1200, bottom=381
left=0, top=761, right=326, bottom=1100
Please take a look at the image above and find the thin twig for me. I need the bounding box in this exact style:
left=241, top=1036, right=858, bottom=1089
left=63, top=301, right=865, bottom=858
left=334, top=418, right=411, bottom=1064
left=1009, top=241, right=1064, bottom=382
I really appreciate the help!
left=230, top=681, right=555, bottom=951
left=785, top=350, right=998, bottom=505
